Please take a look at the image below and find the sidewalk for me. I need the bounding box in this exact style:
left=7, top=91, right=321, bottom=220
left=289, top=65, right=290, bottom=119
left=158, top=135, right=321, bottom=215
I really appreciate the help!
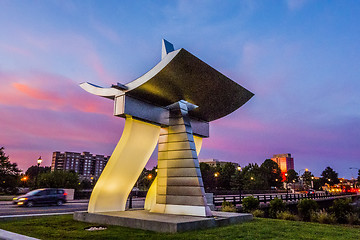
left=0, top=229, right=39, bottom=240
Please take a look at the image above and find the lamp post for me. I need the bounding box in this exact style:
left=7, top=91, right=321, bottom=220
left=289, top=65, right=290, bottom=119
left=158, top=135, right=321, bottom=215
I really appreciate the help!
left=35, top=156, right=42, bottom=188
left=311, top=176, right=314, bottom=189
left=285, top=173, right=288, bottom=198
left=214, top=172, right=219, bottom=191
left=237, top=166, right=242, bottom=203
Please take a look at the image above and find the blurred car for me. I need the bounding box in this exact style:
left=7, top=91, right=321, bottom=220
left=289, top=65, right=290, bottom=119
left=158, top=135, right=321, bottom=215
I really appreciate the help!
left=13, top=188, right=67, bottom=207
left=307, top=189, right=315, bottom=195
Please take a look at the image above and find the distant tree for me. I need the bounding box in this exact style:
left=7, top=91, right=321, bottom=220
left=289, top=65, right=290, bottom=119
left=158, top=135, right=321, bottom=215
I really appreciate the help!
left=260, top=159, right=283, bottom=189
left=287, top=169, right=299, bottom=183
left=301, top=171, right=314, bottom=186
left=136, top=167, right=157, bottom=190
left=200, top=162, right=216, bottom=191
left=218, top=162, right=236, bottom=190
left=242, top=163, right=264, bottom=190
left=231, top=167, right=245, bottom=193
left=25, top=166, right=51, bottom=187
left=321, top=166, right=339, bottom=186
left=79, top=179, right=92, bottom=190
left=37, top=170, right=79, bottom=189
left=0, top=147, right=22, bottom=194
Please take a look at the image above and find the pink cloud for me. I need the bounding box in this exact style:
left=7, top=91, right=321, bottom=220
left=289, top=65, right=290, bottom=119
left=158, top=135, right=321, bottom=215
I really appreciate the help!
left=0, top=71, right=113, bottom=115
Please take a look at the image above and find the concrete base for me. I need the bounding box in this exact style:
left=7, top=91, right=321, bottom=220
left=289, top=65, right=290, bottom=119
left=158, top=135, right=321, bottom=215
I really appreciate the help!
left=74, top=210, right=252, bottom=233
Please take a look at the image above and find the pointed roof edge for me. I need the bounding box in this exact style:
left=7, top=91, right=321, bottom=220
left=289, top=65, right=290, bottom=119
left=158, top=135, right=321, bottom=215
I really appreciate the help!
left=161, top=39, right=175, bottom=60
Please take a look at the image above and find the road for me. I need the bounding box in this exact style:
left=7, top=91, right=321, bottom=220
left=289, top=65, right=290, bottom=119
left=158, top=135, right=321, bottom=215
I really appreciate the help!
left=0, top=198, right=145, bottom=218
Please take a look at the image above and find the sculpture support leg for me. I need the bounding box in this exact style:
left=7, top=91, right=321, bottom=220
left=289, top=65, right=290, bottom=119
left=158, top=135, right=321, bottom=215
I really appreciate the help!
left=149, top=101, right=212, bottom=217
left=88, top=116, right=160, bottom=213
left=144, top=135, right=203, bottom=211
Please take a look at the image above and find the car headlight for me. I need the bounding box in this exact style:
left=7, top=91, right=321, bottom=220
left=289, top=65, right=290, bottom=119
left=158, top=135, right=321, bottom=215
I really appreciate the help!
left=18, top=198, right=28, bottom=201
left=13, top=197, right=18, bottom=201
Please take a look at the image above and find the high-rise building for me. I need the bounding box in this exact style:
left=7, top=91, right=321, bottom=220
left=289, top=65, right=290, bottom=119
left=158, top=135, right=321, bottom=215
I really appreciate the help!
left=51, top=151, right=109, bottom=180
left=271, top=153, right=294, bottom=181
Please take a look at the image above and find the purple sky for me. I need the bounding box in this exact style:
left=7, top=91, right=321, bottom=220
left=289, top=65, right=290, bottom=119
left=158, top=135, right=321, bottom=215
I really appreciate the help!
left=0, top=1, right=359, bottom=178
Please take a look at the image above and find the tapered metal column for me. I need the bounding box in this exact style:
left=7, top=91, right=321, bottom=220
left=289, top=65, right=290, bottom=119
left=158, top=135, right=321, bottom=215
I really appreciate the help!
left=151, top=101, right=212, bottom=217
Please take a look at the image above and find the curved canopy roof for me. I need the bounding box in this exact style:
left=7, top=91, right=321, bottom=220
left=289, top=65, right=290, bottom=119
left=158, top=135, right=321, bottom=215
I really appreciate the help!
left=81, top=40, right=254, bottom=122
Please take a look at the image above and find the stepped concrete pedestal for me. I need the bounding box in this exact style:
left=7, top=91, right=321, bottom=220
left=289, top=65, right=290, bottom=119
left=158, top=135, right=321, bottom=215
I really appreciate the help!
left=73, top=210, right=253, bottom=233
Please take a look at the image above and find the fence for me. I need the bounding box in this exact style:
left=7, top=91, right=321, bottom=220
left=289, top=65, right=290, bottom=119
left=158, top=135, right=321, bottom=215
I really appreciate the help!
left=213, top=192, right=356, bottom=207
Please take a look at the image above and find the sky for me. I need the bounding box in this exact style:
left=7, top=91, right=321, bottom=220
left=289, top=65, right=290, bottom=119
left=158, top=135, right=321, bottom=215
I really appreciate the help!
left=0, top=0, right=359, bottom=178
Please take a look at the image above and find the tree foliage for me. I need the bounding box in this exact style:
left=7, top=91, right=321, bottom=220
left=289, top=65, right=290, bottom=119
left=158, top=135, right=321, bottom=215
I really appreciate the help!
left=37, top=170, right=79, bottom=189
left=25, top=165, right=51, bottom=188
left=287, top=169, right=299, bottom=183
left=199, top=159, right=286, bottom=191
left=260, top=159, right=283, bottom=189
left=0, top=147, right=21, bottom=193
left=301, top=171, right=314, bottom=186
left=321, top=166, right=339, bottom=186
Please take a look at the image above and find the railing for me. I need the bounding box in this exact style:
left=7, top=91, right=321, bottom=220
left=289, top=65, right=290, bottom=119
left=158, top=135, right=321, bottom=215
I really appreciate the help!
left=213, top=192, right=356, bottom=207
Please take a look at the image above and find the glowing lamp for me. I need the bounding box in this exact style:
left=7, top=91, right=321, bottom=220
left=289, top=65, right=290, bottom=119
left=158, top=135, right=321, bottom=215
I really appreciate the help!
left=37, top=156, right=42, bottom=165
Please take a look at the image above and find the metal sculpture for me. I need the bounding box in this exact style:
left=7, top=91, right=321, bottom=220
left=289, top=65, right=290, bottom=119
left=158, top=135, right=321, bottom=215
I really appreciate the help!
left=80, top=39, right=253, bottom=217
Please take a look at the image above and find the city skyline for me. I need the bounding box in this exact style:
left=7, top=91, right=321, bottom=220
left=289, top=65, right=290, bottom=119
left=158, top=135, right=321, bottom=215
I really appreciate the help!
left=0, top=1, right=359, bottom=178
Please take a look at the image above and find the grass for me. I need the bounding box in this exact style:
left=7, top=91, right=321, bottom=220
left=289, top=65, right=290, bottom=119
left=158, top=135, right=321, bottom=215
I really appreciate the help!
left=0, top=215, right=360, bottom=240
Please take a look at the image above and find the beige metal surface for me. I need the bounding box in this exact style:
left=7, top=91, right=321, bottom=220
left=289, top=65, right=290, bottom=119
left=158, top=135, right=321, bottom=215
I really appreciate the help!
left=88, top=117, right=160, bottom=213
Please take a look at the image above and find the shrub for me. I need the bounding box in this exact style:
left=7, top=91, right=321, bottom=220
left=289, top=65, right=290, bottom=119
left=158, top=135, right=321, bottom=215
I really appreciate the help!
left=297, top=199, right=318, bottom=221
left=277, top=211, right=298, bottom=221
left=221, top=201, right=237, bottom=212
left=347, top=213, right=360, bottom=225
left=269, top=198, right=286, bottom=218
left=330, top=198, right=352, bottom=224
left=311, top=209, right=336, bottom=224
left=242, top=196, right=260, bottom=212
left=252, top=209, right=265, bottom=218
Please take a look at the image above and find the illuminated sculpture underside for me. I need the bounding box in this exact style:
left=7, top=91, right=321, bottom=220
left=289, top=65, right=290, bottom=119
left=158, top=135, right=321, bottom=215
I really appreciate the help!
left=80, top=40, right=254, bottom=217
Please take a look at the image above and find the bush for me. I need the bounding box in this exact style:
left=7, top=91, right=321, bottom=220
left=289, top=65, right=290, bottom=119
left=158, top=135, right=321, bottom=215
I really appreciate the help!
left=297, top=199, right=318, bottom=221
left=269, top=198, right=286, bottom=218
left=330, top=198, right=352, bottom=224
left=252, top=209, right=265, bottom=218
left=221, top=201, right=237, bottom=212
left=311, top=209, right=336, bottom=224
left=277, top=211, right=298, bottom=221
left=347, top=213, right=360, bottom=225
left=242, top=196, right=260, bottom=212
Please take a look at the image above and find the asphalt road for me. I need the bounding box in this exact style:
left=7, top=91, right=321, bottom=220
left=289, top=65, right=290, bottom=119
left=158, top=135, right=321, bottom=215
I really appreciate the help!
left=0, top=198, right=146, bottom=218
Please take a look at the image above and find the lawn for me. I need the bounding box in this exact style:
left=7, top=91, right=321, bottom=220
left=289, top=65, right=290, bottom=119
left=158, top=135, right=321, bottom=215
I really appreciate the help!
left=0, top=215, right=360, bottom=240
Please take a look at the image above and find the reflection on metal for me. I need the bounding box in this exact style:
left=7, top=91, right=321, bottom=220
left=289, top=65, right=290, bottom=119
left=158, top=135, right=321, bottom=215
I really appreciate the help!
left=81, top=39, right=253, bottom=217
left=88, top=117, right=160, bottom=213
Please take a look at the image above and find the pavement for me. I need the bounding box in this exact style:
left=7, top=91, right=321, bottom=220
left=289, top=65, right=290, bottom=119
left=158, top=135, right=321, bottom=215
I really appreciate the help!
left=0, top=229, right=39, bottom=240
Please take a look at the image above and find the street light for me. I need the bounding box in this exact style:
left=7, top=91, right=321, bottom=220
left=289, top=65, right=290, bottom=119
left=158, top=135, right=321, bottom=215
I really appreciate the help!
left=35, top=156, right=42, bottom=188
left=311, top=176, right=314, bottom=188
left=237, top=166, right=242, bottom=202
left=21, top=176, right=28, bottom=187
left=214, top=172, right=219, bottom=190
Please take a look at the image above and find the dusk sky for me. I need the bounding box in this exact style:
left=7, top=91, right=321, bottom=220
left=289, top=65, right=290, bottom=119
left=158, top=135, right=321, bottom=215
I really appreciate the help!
left=0, top=1, right=359, bottom=178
